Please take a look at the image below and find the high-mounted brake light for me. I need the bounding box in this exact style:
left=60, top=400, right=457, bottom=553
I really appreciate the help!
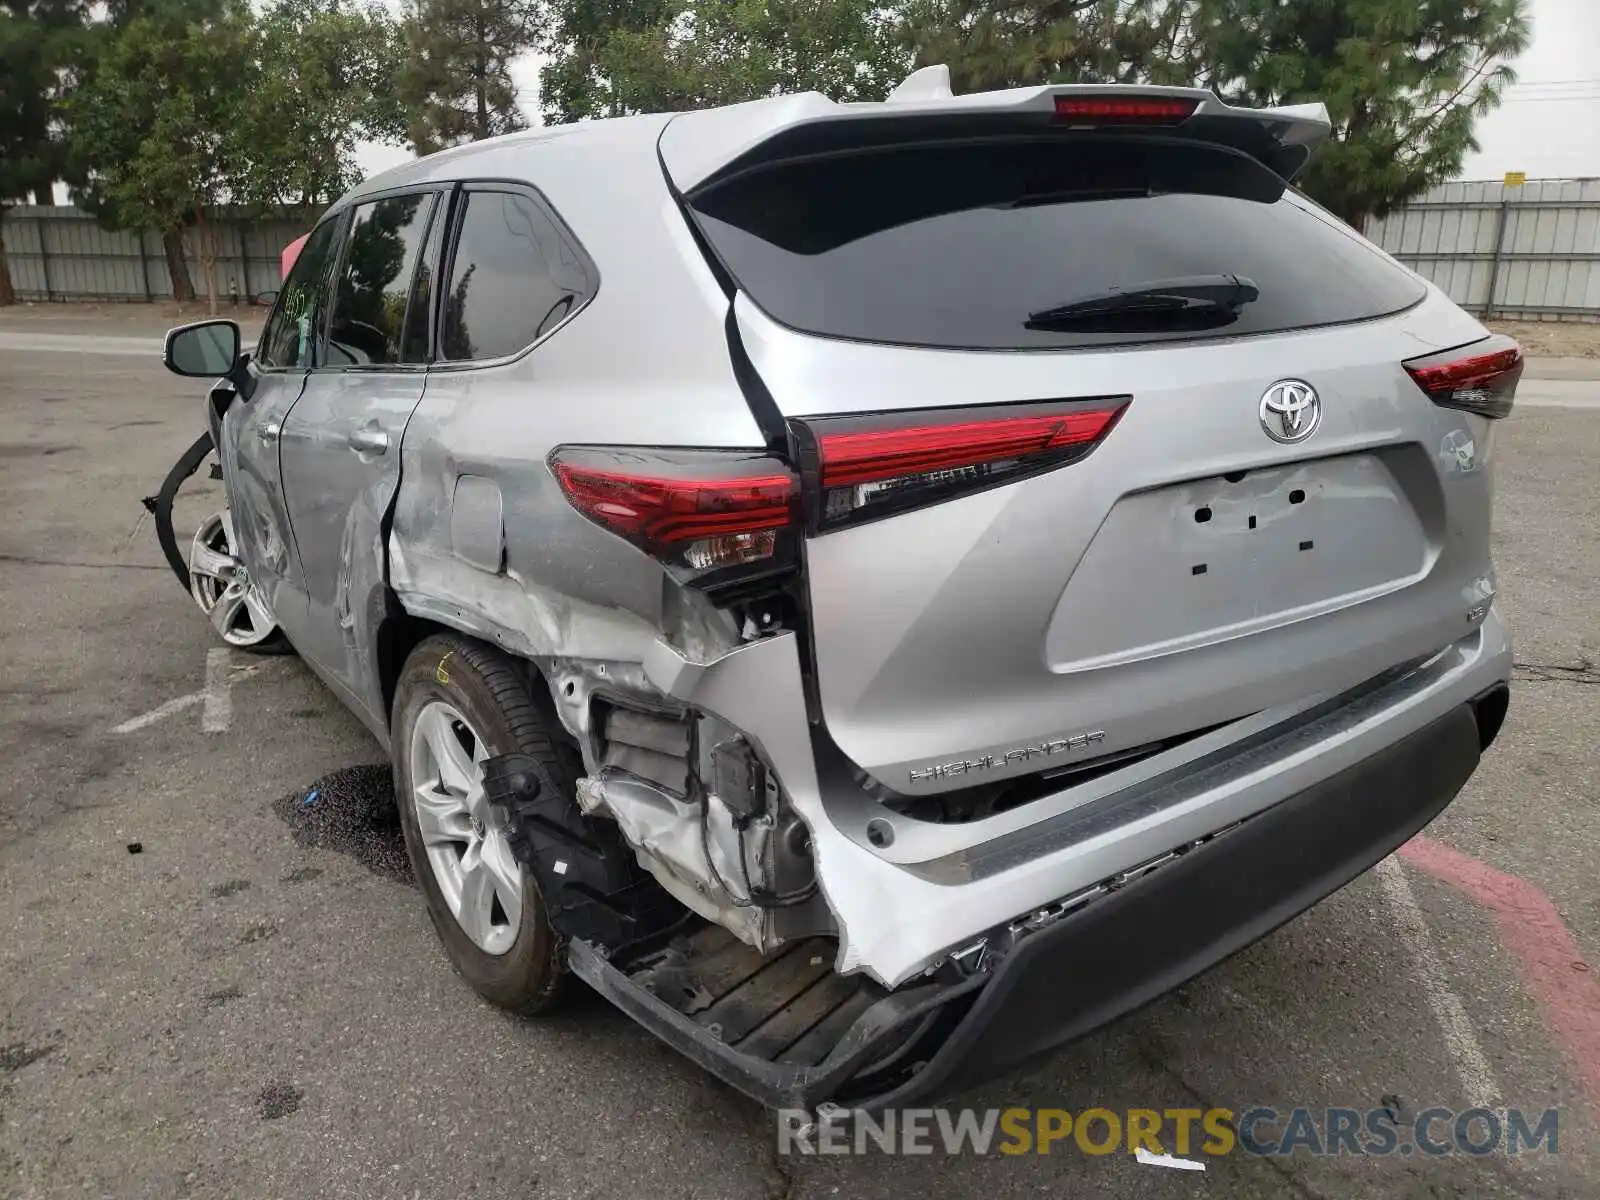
left=1403, top=335, right=1523, bottom=419
left=550, top=447, right=797, bottom=583
left=793, top=400, right=1128, bottom=532
left=1053, top=96, right=1198, bottom=124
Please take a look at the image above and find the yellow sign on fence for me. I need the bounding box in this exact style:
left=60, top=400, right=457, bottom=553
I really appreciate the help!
left=1504, top=171, right=1527, bottom=187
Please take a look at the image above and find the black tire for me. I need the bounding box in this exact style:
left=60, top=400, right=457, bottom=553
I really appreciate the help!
left=391, top=634, right=573, bottom=1015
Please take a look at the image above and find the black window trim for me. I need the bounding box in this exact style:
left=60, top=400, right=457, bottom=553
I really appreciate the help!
left=253, top=209, right=350, bottom=375
left=315, top=183, right=452, bottom=375
left=411, top=185, right=457, bottom=365
left=428, top=177, right=602, bottom=372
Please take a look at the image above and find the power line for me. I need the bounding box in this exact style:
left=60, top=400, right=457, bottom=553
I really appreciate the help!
left=1498, top=93, right=1600, bottom=103
left=1503, top=81, right=1600, bottom=93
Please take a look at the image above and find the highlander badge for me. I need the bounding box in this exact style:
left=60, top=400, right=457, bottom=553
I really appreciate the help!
left=909, top=730, right=1108, bottom=783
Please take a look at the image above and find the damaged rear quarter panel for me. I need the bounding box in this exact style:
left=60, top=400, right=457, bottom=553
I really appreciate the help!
left=388, top=353, right=765, bottom=670
left=386, top=135, right=770, bottom=733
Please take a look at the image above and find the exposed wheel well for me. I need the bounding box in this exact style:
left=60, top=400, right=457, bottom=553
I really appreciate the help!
left=377, top=609, right=450, bottom=724
left=375, top=605, right=582, bottom=764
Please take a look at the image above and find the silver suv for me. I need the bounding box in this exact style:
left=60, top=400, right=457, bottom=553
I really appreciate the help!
left=163, top=69, right=1517, bottom=1111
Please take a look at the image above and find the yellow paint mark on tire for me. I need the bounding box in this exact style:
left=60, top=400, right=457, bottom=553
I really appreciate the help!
left=436, top=651, right=453, bottom=685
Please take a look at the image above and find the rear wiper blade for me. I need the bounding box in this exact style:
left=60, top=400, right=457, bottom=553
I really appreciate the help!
left=1026, top=274, right=1259, bottom=326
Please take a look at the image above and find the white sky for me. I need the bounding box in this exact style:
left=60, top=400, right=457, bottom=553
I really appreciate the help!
left=321, top=0, right=1600, bottom=187
left=1460, top=0, right=1600, bottom=180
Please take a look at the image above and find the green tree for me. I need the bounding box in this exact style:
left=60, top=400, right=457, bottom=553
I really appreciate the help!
left=399, top=0, right=537, bottom=152
left=540, top=0, right=907, bottom=122
left=1181, top=0, right=1531, bottom=227
left=537, top=0, right=666, bottom=122
left=66, top=0, right=234, bottom=301
left=231, top=0, right=408, bottom=211
left=899, top=0, right=1180, bottom=94
left=0, top=0, right=86, bottom=305
left=898, top=0, right=1529, bottom=228
left=66, top=0, right=251, bottom=311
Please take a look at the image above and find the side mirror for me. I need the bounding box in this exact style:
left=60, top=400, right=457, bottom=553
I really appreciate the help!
left=164, top=319, right=242, bottom=378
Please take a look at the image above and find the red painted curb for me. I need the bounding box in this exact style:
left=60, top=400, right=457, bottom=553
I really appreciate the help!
left=1399, top=835, right=1600, bottom=1112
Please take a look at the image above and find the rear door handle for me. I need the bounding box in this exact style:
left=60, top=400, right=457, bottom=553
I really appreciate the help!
left=348, top=425, right=389, bottom=455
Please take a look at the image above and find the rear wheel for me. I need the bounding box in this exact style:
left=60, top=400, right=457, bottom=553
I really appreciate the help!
left=391, top=634, right=571, bottom=1014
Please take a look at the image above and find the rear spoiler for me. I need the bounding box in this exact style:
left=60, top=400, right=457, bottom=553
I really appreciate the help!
left=660, top=66, right=1331, bottom=194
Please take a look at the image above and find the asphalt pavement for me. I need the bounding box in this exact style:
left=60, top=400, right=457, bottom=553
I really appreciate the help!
left=1, top=317, right=1597, bottom=1198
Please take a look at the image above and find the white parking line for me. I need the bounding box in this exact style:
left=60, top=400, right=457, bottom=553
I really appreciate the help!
left=111, top=692, right=203, bottom=734
left=1515, top=381, right=1600, bottom=410
left=1374, top=855, right=1500, bottom=1109
left=0, top=331, right=163, bottom=357
left=202, top=647, right=233, bottom=733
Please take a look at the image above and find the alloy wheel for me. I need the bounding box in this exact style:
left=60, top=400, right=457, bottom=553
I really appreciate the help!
left=408, top=700, right=524, bottom=956
left=188, top=510, right=280, bottom=647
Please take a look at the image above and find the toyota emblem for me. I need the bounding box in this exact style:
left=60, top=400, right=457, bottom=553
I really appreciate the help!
left=1259, top=380, right=1321, bottom=443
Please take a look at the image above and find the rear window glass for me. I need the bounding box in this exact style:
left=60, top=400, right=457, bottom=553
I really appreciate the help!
left=439, top=189, right=595, bottom=362
left=687, top=138, right=1425, bottom=350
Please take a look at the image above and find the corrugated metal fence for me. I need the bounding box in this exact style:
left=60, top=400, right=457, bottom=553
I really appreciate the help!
left=1, top=205, right=309, bottom=303
left=1366, top=179, right=1600, bottom=321
left=4, top=182, right=1600, bottom=318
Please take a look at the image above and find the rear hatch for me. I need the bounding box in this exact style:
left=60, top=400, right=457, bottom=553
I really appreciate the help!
left=665, top=93, right=1502, bottom=799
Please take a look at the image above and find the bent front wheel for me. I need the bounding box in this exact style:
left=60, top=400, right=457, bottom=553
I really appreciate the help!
left=188, top=510, right=289, bottom=653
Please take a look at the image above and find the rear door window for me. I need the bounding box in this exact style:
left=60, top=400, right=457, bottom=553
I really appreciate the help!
left=687, top=137, right=1426, bottom=350
left=438, top=188, right=595, bottom=362
left=324, top=192, right=438, bottom=367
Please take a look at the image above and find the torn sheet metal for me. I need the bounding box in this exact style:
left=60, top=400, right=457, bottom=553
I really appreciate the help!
left=577, top=771, right=768, bottom=949
left=391, top=539, right=663, bottom=662
left=639, top=618, right=1512, bottom=989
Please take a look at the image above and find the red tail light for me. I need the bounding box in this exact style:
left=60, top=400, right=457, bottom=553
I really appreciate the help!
left=550, top=447, right=797, bottom=583
left=1403, top=335, right=1523, bottom=419
left=1053, top=95, right=1198, bottom=124
left=793, top=399, right=1129, bottom=532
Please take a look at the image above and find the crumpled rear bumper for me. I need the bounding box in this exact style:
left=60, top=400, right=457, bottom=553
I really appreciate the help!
left=643, top=612, right=1511, bottom=989
left=856, top=696, right=1487, bottom=1107
left=569, top=695, right=1492, bottom=1110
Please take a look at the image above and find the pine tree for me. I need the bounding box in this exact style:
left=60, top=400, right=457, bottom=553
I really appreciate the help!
left=899, top=0, right=1180, bottom=93
left=901, top=0, right=1529, bottom=228
left=1183, top=0, right=1531, bottom=227
left=399, top=0, right=538, bottom=152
